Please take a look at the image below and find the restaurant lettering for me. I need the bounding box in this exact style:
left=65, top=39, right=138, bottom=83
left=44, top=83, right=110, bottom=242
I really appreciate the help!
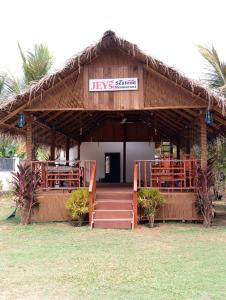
left=89, top=78, right=138, bottom=91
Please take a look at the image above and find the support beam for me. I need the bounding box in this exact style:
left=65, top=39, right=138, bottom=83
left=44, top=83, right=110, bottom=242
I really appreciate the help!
left=123, top=125, right=127, bottom=183
left=77, top=142, right=81, bottom=160
left=200, top=116, right=208, bottom=169
left=50, top=130, right=56, bottom=160
left=66, top=137, right=70, bottom=165
left=26, top=117, right=33, bottom=161
left=176, top=137, right=180, bottom=159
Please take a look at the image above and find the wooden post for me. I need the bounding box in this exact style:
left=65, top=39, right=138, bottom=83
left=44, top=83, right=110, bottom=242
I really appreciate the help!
left=66, top=137, right=70, bottom=165
left=123, top=141, right=126, bottom=183
left=176, top=137, right=180, bottom=159
left=123, top=124, right=127, bottom=183
left=170, top=140, right=173, bottom=158
left=50, top=130, right=56, bottom=161
left=186, top=127, right=191, bottom=155
left=200, top=116, right=208, bottom=169
left=77, top=142, right=81, bottom=160
left=26, top=116, right=33, bottom=161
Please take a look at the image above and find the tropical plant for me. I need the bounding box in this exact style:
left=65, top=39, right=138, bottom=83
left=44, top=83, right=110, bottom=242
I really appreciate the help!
left=195, top=164, right=214, bottom=227
left=0, top=136, right=25, bottom=158
left=11, top=162, right=41, bottom=224
left=138, top=188, right=165, bottom=228
left=18, top=43, right=53, bottom=85
left=198, top=45, right=226, bottom=96
left=2, top=43, right=53, bottom=97
left=208, top=136, right=226, bottom=200
left=36, top=147, right=50, bottom=161
left=66, top=188, right=89, bottom=226
left=0, top=179, right=3, bottom=191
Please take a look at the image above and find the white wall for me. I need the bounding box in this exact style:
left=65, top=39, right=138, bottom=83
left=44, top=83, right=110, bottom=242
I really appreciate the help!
left=0, top=157, right=20, bottom=191
left=74, top=142, right=154, bottom=183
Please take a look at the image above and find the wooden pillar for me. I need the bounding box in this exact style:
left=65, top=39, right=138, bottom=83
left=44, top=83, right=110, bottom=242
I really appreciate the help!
left=200, top=116, right=208, bottom=169
left=123, top=124, right=127, bottom=183
left=66, top=137, right=70, bottom=165
left=77, top=142, right=81, bottom=160
left=176, top=138, right=180, bottom=159
left=50, top=130, right=56, bottom=160
left=123, top=141, right=126, bottom=183
left=186, top=127, right=191, bottom=154
left=170, top=141, right=173, bottom=158
left=26, top=116, right=33, bottom=161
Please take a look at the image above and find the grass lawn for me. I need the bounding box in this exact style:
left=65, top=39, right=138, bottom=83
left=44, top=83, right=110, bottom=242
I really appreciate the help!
left=1, top=198, right=226, bottom=299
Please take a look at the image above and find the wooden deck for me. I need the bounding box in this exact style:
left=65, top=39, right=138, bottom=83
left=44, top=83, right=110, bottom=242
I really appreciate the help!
left=31, top=184, right=201, bottom=224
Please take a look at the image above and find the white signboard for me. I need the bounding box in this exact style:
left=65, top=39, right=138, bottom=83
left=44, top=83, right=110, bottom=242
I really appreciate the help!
left=89, top=78, right=138, bottom=92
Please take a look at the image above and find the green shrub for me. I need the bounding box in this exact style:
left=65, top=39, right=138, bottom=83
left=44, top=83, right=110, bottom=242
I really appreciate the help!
left=66, top=188, right=89, bottom=226
left=138, top=188, right=165, bottom=228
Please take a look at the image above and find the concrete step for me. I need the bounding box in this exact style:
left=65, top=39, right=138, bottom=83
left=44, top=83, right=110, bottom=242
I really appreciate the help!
left=94, top=210, right=133, bottom=219
left=95, top=201, right=133, bottom=210
left=93, top=219, right=132, bottom=229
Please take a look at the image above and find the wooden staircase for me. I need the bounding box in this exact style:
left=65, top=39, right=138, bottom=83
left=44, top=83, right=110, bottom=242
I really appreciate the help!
left=91, top=186, right=134, bottom=229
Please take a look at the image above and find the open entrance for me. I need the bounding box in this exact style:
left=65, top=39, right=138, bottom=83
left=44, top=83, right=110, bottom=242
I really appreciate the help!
left=105, top=153, right=120, bottom=183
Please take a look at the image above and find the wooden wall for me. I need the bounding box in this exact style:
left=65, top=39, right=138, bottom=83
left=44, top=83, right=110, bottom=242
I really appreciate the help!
left=84, top=120, right=155, bottom=142
left=27, top=48, right=206, bottom=112
left=31, top=191, right=201, bottom=223
left=31, top=192, right=70, bottom=222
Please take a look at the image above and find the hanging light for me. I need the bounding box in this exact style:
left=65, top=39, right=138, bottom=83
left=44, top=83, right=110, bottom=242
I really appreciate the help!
left=17, top=113, right=26, bottom=128
left=205, top=111, right=214, bottom=125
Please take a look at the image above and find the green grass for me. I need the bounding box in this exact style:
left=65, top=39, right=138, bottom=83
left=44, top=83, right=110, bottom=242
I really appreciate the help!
left=1, top=200, right=226, bottom=299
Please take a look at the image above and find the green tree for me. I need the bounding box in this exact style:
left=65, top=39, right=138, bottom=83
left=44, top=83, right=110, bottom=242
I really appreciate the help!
left=2, top=43, right=53, bottom=96
left=198, top=45, right=226, bottom=96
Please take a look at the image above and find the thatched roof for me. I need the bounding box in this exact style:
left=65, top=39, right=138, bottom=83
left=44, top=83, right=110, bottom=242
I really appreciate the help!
left=0, top=30, right=225, bottom=145
left=1, top=30, right=226, bottom=116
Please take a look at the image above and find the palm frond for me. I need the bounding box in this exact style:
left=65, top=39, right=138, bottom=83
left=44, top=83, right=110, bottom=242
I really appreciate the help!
left=18, top=43, right=53, bottom=85
left=198, top=45, right=226, bottom=95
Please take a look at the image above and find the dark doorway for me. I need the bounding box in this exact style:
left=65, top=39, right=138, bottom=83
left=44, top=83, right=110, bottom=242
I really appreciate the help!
left=105, top=153, right=121, bottom=183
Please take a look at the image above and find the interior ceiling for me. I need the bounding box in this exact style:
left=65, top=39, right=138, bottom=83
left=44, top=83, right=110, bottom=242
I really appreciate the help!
left=18, top=108, right=224, bottom=144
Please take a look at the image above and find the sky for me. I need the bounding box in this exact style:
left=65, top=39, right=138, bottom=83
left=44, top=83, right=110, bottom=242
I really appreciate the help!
left=0, top=0, right=226, bottom=80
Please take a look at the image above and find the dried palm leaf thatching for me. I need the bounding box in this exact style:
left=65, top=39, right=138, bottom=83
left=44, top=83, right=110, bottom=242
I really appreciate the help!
left=0, top=30, right=226, bottom=117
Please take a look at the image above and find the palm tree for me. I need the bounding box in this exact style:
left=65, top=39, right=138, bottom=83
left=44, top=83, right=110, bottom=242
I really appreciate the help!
left=3, top=43, right=53, bottom=96
left=198, top=45, right=226, bottom=96
left=0, top=74, right=5, bottom=100
left=18, top=43, right=53, bottom=85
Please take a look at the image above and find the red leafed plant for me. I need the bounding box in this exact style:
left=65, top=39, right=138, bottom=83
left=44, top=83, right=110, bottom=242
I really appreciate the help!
left=195, top=163, right=214, bottom=227
left=11, top=162, right=41, bottom=224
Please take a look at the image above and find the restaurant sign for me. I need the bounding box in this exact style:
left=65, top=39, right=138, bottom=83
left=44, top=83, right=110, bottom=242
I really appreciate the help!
left=89, top=78, right=138, bottom=92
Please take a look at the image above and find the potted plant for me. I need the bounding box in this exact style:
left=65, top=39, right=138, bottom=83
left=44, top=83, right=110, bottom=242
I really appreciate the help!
left=66, top=188, right=89, bottom=226
left=138, top=188, right=165, bottom=228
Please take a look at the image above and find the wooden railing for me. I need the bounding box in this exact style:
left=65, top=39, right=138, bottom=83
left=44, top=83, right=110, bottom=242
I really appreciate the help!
left=135, top=159, right=201, bottom=192
left=31, top=160, right=96, bottom=191
left=89, top=161, right=96, bottom=224
left=133, top=161, right=138, bottom=227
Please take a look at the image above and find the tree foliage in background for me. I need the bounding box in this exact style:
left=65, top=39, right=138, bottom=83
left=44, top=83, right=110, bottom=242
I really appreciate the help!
left=198, top=44, right=226, bottom=199
left=0, top=136, right=25, bottom=158
left=198, top=45, right=226, bottom=96
left=0, top=43, right=53, bottom=98
left=18, top=43, right=53, bottom=86
left=208, top=136, right=226, bottom=199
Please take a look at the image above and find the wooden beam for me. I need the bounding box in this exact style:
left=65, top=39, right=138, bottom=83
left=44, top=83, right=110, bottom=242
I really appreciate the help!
left=200, top=115, right=207, bottom=169
left=26, top=116, right=33, bottom=161
left=66, top=137, right=70, bottom=165
left=123, top=124, right=127, bottom=184
left=50, top=129, right=56, bottom=160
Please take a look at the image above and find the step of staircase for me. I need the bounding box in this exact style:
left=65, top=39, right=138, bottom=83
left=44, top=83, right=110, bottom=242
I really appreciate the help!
left=92, top=186, right=133, bottom=229
left=93, top=219, right=132, bottom=229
